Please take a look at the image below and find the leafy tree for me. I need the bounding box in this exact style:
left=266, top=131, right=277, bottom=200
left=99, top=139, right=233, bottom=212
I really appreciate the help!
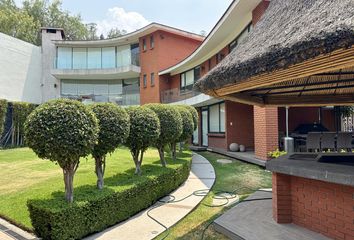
left=178, top=105, right=198, bottom=130
left=90, top=103, right=130, bottom=189
left=0, top=0, right=39, bottom=44
left=125, top=106, right=160, bottom=175
left=107, top=27, right=127, bottom=38
left=24, top=99, right=98, bottom=202
left=0, top=0, right=91, bottom=45
left=171, top=106, right=194, bottom=160
left=145, top=104, right=182, bottom=167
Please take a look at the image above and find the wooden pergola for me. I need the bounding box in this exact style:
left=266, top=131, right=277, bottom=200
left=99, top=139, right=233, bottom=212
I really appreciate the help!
left=207, top=47, right=354, bottom=107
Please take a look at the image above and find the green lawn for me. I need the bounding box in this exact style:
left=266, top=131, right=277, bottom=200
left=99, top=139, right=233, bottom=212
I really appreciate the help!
left=155, top=151, right=272, bottom=240
left=0, top=147, right=191, bottom=230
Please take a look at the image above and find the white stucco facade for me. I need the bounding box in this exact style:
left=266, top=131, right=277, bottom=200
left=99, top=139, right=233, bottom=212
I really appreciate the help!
left=0, top=32, right=42, bottom=104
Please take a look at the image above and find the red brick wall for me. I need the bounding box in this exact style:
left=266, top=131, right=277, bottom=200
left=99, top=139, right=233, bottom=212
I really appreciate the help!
left=208, top=134, right=227, bottom=149
left=254, top=106, right=279, bottom=160
left=273, top=173, right=354, bottom=240
left=272, top=173, right=292, bottom=223
left=278, top=107, right=336, bottom=133
left=252, top=0, right=270, bottom=25
left=139, top=30, right=202, bottom=104
left=226, top=101, right=254, bottom=149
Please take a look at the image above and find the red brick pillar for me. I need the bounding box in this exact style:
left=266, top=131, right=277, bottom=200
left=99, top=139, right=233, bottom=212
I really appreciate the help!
left=253, top=106, right=279, bottom=160
left=272, top=173, right=292, bottom=223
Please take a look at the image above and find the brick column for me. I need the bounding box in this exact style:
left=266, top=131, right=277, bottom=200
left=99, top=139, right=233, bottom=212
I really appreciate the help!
left=272, top=173, right=292, bottom=223
left=253, top=106, right=279, bottom=160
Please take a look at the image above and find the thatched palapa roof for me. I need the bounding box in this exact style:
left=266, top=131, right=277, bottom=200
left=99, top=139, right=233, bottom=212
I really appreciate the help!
left=194, top=0, right=354, bottom=99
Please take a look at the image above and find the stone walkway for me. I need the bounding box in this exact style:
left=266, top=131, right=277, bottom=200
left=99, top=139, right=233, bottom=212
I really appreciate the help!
left=84, top=153, right=215, bottom=240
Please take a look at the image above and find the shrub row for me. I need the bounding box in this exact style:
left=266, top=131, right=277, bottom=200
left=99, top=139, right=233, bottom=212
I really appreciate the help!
left=0, top=99, right=7, bottom=135
left=27, top=156, right=191, bottom=240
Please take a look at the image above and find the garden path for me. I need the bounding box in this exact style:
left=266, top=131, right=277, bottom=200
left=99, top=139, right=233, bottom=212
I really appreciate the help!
left=84, top=152, right=215, bottom=240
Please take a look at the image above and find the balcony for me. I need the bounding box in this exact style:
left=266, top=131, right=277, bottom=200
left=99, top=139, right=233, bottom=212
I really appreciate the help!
left=161, top=88, right=201, bottom=104
left=51, top=45, right=140, bottom=80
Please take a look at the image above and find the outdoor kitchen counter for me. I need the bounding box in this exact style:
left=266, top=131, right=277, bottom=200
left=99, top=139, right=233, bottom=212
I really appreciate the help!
left=266, top=153, right=354, bottom=187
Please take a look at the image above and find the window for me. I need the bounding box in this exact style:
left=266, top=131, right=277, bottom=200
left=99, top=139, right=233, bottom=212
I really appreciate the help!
left=130, top=43, right=140, bottom=66
left=73, top=48, right=87, bottom=69
left=102, top=47, right=116, bottom=68
left=87, top=48, right=101, bottom=69
left=180, top=66, right=201, bottom=92
left=150, top=35, right=154, bottom=49
left=150, top=72, right=155, bottom=86
left=57, top=47, right=72, bottom=69
left=61, top=78, right=140, bottom=105
left=228, top=22, right=252, bottom=53
left=142, top=39, right=147, bottom=51
left=216, top=52, right=225, bottom=64
left=143, top=74, right=147, bottom=88
left=116, top=45, right=131, bottom=67
left=194, top=66, right=201, bottom=81
left=208, top=102, right=225, bottom=133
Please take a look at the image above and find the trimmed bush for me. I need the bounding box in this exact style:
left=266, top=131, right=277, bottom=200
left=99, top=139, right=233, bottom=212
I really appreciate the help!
left=171, top=106, right=194, bottom=160
left=125, top=106, right=160, bottom=175
left=0, top=99, right=7, bottom=136
left=178, top=105, right=198, bottom=130
left=90, top=103, right=130, bottom=189
left=145, top=104, right=183, bottom=166
left=27, top=156, right=191, bottom=240
left=24, top=99, right=99, bottom=202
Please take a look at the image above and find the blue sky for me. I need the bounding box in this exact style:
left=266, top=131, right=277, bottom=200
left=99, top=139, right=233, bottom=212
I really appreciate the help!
left=16, top=0, right=233, bottom=36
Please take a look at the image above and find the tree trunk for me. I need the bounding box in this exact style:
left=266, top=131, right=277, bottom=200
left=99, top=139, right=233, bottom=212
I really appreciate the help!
left=179, top=142, right=183, bottom=153
left=63, top=166, right=75, bottom=203
left=158, top=146, right=166, bottom=167
left=95, top=157, right=104, bottom=190
left=132, top=150, right=142, bottom=175
left=171, top=142, right=177, bottom=161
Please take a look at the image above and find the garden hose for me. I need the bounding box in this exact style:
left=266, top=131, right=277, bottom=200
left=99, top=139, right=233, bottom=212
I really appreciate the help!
left=146, top=186, right=272, bottom=240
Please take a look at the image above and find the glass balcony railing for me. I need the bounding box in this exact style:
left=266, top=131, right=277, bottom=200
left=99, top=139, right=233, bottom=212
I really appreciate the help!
left=160, top=88, right=201, bottom=104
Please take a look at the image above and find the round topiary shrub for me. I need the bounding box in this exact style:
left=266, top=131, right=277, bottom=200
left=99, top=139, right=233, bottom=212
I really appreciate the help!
left=24, top=99, right=99, bottom=202
left=125, top=106, right=160, bottom=175
left=178, top=105, right=198, bottom=130
left=145, top=104, right=182, bottom=166
left=90, top=103, right=130, bottom=189
left=170, top=106, right=194, bottom=160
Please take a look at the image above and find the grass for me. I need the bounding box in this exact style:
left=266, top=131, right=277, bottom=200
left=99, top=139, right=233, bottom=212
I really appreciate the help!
left=0, top=147, right=191, bottom=229
left=155, top=151, right=272, bottom=240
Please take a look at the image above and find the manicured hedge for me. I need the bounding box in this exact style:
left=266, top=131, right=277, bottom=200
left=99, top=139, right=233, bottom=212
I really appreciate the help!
left=0, top=99, right=7, bottom=135
left=27, top=157, right=191, bottom=240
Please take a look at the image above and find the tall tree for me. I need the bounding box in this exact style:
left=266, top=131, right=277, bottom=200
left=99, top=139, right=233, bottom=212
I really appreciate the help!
left=0, top=0, right=39, bottom=44
left=107, top=27, right=127, bottom=39
left=0, top=0, right=92, bottom=45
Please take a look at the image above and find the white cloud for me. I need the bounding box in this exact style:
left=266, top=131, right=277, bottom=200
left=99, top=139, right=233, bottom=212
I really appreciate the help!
left=96, top=7, right=150, bottom=37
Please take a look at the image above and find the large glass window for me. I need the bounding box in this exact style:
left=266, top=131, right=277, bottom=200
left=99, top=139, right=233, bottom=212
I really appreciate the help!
left=208, top=102, right=225, bottom=133
left=73, top=48, right=87, bottom=69
left=57, top=47, right=72, bottom=69
left=117, top=45, right=131, bottom=67
left=102, top=47, right=116, bottom=68
left=131, top=43, right=140, bottom=66
left=87, top=48, right=101, bottom=69
left=61, top=78, right=139, bottom=105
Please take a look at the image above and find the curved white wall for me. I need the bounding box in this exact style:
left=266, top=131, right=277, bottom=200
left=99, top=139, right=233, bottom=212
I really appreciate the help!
left=0, top=33, right=42, bottom=104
